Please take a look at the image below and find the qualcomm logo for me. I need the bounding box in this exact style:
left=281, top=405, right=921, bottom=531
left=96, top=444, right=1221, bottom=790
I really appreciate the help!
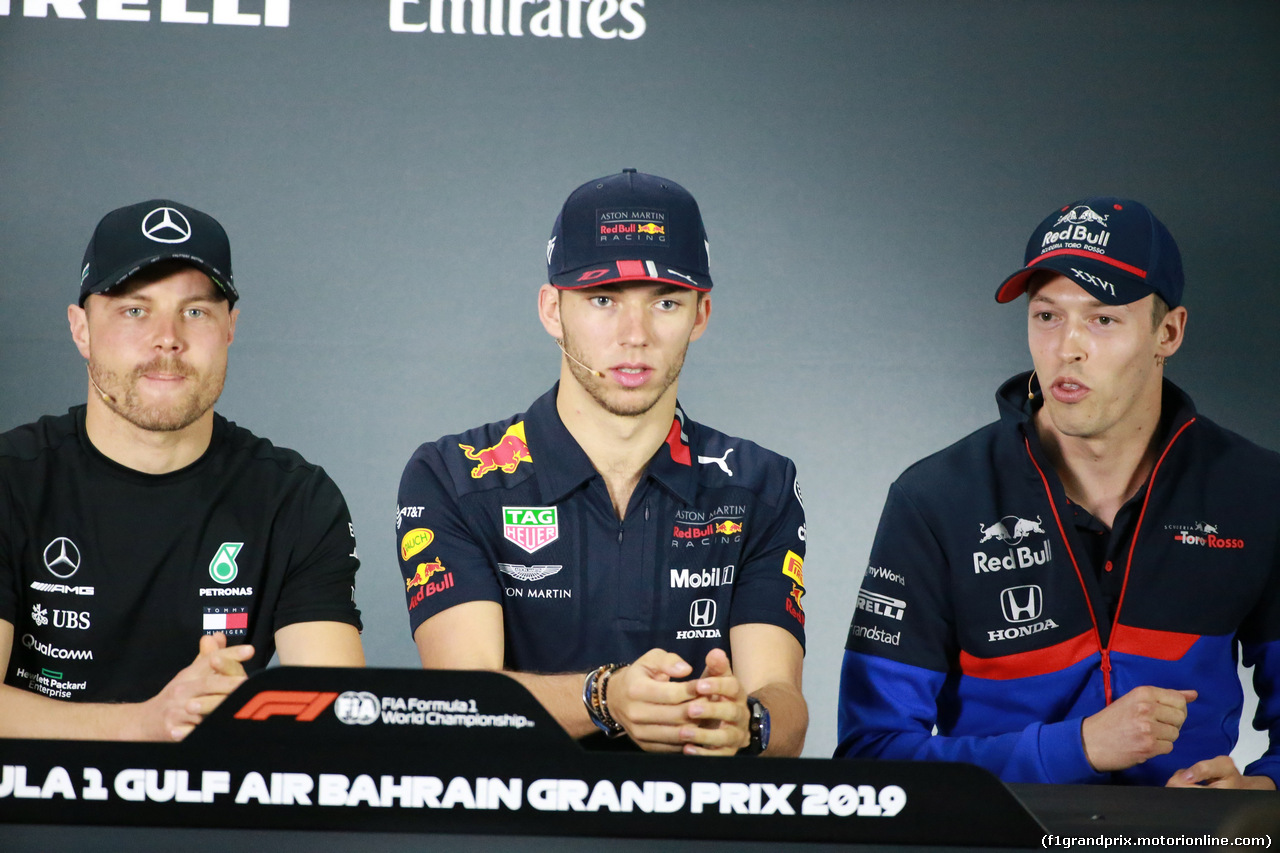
left=141, top=207, right=192, bottom=244
left=42, top=537, right=81, bottom=579
left=978, top=515, right=1045, bottom=546
left=1053, top=205, right=1109, bottom=228
left=334, top=691, right=381, bottom=726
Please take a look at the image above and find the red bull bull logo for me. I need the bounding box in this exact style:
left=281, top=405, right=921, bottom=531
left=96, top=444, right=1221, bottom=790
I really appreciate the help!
left=460, top=422, right=532, bottom=479
left=406, top=560, right=446, bottom=592
left=786, top=584, right=805, bottom=625
left=636, top=223, right=665, bottom=235
left=406, top=559, right=454, bottom=610
left=715, top=520, right=743, bottom=535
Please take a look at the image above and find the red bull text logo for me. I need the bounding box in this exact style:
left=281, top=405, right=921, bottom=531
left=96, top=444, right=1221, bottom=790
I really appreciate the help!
left=460, top=422, right=531, bottom=479
left=786, top=584, right=805, bottom=625
left=673, top=520, right=745, bottom=541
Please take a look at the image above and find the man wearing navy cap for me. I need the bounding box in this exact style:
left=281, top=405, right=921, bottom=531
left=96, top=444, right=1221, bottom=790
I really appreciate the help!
left=837, top=198, right=1279, bottom=787
left=397, top=170, right=808, bottom=755
left=0, top=200, right=365, bottom=741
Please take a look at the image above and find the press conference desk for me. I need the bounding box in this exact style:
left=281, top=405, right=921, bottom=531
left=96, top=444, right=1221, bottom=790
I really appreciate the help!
left=2, top=668, right=1275, bottom=851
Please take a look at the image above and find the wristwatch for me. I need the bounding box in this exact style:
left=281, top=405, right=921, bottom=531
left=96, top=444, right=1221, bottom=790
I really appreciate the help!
left=745, top=696, right=770, bottom=756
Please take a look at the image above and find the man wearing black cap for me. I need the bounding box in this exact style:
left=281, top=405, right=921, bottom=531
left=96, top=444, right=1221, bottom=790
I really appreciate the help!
left=397, top=171, right=807, bottom=756
left=837, top=198, right=1279, bottom=788
left=0, top=200, right=365, bottom=741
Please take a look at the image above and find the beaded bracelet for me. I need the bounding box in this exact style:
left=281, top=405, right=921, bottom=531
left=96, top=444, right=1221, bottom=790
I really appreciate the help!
left=581, top=662, right=626, bottom=737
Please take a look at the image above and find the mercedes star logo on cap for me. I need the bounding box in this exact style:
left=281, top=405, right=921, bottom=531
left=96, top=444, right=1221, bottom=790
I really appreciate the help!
left=141, top=206, right=193, bottom=244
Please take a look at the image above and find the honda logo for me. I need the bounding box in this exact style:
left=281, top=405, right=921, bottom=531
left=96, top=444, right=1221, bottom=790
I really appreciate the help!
left=1000, top=585, right=1043, bottom=623
left=689, top=598, right=717, bottom=627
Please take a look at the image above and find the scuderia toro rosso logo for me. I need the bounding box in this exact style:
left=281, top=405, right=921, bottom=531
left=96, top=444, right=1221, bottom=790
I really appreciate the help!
left=1166, top=520, right=1245, bottom=550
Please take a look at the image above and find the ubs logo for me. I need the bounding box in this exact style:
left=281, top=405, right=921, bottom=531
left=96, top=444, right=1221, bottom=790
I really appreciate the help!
left=43, top=538, right=81, bottom=579
left=1000, top=585, right=1043, bottom=623
left=689, top=598, right=717, bottom=627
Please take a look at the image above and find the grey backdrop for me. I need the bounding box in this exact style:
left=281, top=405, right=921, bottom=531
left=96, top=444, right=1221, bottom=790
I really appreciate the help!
left=2, top=1, right=1277, bottom=760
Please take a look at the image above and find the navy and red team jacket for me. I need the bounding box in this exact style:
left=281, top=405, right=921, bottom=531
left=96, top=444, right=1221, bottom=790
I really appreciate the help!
left=837, top=374, right=1280, bottom=785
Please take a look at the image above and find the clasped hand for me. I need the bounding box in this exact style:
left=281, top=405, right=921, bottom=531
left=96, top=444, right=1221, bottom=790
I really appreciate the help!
left=605, top=647, right=751, bottom=755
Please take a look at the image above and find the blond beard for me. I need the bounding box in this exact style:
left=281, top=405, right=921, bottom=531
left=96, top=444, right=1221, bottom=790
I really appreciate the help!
left=89, top=356, right=225, bottom=432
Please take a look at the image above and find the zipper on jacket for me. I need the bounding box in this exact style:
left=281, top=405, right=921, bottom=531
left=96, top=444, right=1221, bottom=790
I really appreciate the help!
left=1022, top=416, right=1196, bottom=706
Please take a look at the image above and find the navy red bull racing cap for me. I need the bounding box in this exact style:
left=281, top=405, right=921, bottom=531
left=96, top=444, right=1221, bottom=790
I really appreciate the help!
left=547, top=169, right=712, bottom=291
left=995, top=196, right=1183, bottom=308
left=80, top=199, right=237, bottom=307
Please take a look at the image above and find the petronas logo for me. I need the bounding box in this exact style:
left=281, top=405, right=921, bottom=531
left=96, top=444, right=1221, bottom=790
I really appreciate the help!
left=209, top=543, right=244, bottom=584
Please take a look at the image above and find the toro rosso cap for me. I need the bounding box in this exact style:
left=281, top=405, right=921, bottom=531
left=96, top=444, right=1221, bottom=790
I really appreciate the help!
left=80, top=199, right=238, bottom=307
left=547, top=168, right=712, bottom=291
left=995, top=196, right=1183, bottom=308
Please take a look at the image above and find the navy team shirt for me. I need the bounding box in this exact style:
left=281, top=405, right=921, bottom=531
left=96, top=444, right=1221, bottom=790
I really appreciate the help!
left=396, top=385, right=806, bottom=672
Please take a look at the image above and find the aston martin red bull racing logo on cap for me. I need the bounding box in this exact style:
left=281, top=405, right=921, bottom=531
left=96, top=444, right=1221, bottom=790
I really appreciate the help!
left=460, top=422, right=531, bottom=479
left=597, top=208, right=669, bottom=246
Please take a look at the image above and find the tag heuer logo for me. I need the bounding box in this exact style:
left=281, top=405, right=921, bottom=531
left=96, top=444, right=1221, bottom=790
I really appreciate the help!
left=209, top=542, right=244, bottom=584
left=502, top=507, right=559, bottom=554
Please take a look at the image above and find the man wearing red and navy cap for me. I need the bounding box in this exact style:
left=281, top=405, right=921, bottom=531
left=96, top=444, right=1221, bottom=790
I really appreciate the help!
left=397, top=170, right=807, bottom=756
left=838, top=197, right=1280, bottom=788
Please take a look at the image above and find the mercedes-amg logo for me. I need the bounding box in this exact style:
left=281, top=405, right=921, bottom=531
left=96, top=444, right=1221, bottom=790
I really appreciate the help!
left=43, top=537, right=81, bottom=579
left=141, top=207, right=192, bottom=244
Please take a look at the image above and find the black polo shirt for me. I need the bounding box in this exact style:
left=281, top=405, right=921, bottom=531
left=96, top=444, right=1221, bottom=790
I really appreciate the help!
left=396, top=385, right=806, bottom=673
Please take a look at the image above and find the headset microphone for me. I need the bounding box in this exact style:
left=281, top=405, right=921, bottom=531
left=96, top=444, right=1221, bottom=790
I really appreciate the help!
left=556, top=339, right=605, bottom=379
left=87, top=364, right=116, bottom=404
